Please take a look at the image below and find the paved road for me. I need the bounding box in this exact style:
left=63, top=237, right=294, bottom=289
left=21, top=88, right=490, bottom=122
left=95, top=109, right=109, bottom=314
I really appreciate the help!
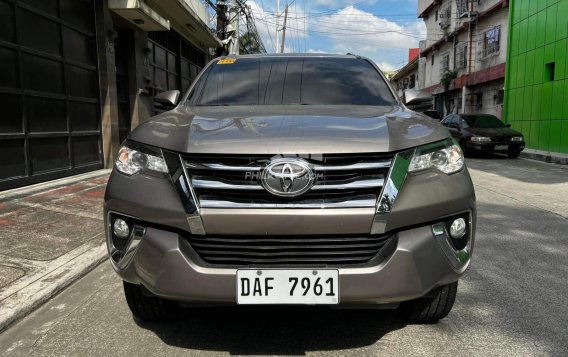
left=1, top=156, right=567, bottom=356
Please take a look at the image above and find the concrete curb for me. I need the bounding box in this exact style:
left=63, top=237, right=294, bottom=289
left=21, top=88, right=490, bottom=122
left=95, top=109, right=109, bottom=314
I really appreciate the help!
left=520, top=149, right=568, bottom=165
left=0, top=243, right=107, bottom=333
left=0, top=169, right=112, bottom=200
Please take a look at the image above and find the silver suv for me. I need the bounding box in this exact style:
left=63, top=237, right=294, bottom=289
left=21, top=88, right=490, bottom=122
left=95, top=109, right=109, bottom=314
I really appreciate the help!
left=105, top=54, right=475, bottom=323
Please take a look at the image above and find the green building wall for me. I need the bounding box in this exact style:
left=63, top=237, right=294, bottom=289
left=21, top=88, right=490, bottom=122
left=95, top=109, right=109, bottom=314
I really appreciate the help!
left=504, top=0, right=568, bottom=154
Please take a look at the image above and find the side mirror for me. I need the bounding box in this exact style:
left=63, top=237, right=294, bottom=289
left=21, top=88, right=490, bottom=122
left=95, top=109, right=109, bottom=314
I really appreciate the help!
left=506, top=124, right=511, bottom=127
left=154, top=90, right=181, bottom=110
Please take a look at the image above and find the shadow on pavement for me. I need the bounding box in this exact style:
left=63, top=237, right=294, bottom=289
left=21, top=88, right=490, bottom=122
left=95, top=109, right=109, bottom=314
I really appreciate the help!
left=136, top=306, right=407, bottom=355
left=465, top=151, right=513, bottom=160
left=465, top=152, right=568, bottom=184
left=457, top=199, right=568, bottom=354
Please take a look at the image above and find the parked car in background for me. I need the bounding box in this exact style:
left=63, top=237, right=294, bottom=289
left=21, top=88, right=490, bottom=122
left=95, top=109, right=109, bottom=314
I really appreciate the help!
left=441, top=114, right=525, bottom=158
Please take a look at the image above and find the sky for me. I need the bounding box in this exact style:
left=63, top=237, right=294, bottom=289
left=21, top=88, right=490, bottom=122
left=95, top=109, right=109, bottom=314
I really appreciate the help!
left=246, top=0, right=427, bottom=72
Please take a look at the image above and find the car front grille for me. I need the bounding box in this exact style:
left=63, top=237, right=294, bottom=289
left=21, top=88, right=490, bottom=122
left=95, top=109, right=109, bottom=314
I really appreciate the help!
left=185, top=234, right=395, bottom=267
left=181, top=153, right=393, bottom=208
left=491, top=136, right=511, bottom=142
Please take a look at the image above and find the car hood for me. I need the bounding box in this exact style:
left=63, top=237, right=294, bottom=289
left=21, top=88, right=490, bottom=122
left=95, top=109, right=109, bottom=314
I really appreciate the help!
left=129, top=105, right=450, bottom=154
left=465, top=127, right=523, bottom=137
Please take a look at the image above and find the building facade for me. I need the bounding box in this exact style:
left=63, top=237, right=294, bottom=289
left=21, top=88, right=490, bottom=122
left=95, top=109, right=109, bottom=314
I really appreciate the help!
left=390, top=49, right=420, bottom=99
left=504, top=0, right=568, bottom=155
left=0, top=0, right=220, bottom=190
left=391, top=58, right=419, bottom=99
left=417, top=0, right=509, bottom=118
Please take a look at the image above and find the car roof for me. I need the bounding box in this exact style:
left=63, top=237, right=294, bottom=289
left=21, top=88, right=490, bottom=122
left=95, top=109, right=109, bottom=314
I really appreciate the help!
left=460, top=114, right=497, bottom=118
left=219, top=53, right=363, bottom=59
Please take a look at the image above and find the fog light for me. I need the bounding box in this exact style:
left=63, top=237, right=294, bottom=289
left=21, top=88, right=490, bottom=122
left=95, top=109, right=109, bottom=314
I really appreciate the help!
left=449, top=218, right=466, bottom=239
left=113, top=219, right=130, bottom=239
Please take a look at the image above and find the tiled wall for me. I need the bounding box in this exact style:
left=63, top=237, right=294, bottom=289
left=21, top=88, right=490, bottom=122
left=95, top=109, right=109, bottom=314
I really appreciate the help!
left=505, top=0, right=568, bottom=153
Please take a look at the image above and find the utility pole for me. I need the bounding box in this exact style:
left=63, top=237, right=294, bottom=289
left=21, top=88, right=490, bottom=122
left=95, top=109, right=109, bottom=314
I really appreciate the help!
left=276, top=0, right=280, bottom=53
left=215, top=0, right=229, bottom=56
left=228, top=0, right=239, bottom=55
left=280, top=4, right=288, bottom=53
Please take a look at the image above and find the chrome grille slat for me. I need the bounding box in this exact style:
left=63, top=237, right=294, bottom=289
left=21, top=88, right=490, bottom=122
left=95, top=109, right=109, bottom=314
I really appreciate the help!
left=313, top=161, right=391, bottom=171
left=191, top=178, right=384, bottom=191
left=186, top=163, right=263, bottom=171
left=182, top=153, right=393, bottom=209
left=188, top=161, right=391, bottom=172
left=192, top=179, right=264, bottom=190
left=312, top=178, right=384, bottom=190
left=198, top=198, right=377, bottom=209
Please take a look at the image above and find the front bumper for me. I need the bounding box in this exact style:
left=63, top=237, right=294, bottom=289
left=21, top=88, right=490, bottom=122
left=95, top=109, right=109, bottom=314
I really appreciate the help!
left=104, top=148, right=476, bottom=305
left=107, top=218, right=473, bottom=305
left=466, top=141, right=525, bottom=153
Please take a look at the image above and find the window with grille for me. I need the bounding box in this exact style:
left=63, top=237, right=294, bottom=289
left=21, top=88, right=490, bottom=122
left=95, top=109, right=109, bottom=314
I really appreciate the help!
left=481, top=26, right=501, bottom=58
left=456, top=44, right=468, bottom=69
left=440, top=53, right=450, bottom=74
left=456, top=0, right=468, bottom=16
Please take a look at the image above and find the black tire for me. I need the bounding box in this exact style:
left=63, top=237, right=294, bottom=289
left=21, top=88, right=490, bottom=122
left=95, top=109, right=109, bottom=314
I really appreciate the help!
left=123, top=281, right=176, bottom=321
left=399, top=282, right=458, bottom=323
left=507, top=150, right=521, bottom=158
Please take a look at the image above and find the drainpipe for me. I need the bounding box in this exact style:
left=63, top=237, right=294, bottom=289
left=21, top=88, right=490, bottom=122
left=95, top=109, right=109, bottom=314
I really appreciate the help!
left=462, top=1, right=474, bottom=113
left=468, top=0, right=474, bottom=76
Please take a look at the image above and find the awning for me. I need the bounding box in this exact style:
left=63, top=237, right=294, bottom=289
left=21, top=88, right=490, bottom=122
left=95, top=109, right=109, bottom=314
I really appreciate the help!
left=149, top=0, right=222, bottom=49
left=109, top=0, right=170, bottom=31
left=110, top=0, right=222, bottom=49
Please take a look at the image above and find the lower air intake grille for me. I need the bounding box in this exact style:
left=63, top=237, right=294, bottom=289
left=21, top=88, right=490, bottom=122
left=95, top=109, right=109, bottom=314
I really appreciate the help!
left=185, top=234, right=395, bottom=267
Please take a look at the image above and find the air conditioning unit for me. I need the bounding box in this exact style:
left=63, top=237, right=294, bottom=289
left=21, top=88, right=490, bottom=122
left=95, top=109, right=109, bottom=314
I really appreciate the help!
left=439, top=7, right=451, bottom=30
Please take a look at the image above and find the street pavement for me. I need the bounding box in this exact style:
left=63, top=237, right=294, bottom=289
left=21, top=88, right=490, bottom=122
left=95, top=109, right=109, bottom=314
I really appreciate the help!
left=0, top=171, right=109, bottom=331
left=1, top=155, right=567, bottom=356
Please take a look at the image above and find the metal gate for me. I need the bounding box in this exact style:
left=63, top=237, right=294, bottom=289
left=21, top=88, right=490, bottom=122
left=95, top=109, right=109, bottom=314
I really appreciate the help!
left=0, top=0, right=102, bottom=190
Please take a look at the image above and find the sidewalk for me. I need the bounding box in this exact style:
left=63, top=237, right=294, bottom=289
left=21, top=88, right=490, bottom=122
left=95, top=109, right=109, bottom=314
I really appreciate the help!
left=0, top=170, right=111, bottom=332
left=519, top=148, right=568, bottom=165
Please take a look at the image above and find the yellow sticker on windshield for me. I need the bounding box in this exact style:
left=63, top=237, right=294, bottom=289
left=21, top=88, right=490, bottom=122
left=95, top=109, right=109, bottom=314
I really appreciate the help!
left=218, top=58, right=237, bottom=65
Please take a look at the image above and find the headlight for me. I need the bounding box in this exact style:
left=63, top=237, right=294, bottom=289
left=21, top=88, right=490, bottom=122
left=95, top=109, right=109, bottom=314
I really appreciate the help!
left=115, top=144, right=168, bottom=175
left=471, top=136, right=491, bottom=142
left=511, top=136, right=523, bottom=142
left=408, top=141, right=464, bottom=174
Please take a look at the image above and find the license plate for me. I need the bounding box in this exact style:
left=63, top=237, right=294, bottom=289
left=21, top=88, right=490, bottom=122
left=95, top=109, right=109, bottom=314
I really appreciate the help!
left=237, top=269, right=339, bottom=305
left=495, top=145, right=508, bottom=150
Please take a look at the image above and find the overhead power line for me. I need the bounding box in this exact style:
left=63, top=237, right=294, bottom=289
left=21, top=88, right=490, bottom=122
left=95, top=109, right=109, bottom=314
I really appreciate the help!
left=256, top=17, right=425, bottom=39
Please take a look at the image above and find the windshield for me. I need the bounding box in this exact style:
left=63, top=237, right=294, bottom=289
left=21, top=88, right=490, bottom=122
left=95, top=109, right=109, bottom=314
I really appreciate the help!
left=462, top=115, right=506, bottom=128
left=188, top=57, right=396, bottom=106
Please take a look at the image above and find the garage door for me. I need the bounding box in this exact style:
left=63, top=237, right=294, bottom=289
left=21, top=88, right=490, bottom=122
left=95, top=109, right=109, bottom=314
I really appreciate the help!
left=0, top=0, right=102, bottom=191
left=147, top=30, right=206, bottom=99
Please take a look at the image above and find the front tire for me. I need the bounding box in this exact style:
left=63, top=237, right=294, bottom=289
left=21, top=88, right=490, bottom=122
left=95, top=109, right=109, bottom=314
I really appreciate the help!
left=399, top=282, right=458, bottom=323
left=123, top=281, right=177, bottom=321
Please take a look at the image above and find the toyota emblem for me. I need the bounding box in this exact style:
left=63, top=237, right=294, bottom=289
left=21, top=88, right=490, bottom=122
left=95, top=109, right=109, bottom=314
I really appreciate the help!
left=261, top=158, right=315, bottom=197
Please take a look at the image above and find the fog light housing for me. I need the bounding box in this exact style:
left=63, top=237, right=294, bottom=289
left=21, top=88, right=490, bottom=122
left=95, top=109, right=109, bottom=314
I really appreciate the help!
left=432, top=213, right=473, bottom=270
left=449, top=218, right=466, bottom=239
left=113, top=219, right=130, bottom=239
